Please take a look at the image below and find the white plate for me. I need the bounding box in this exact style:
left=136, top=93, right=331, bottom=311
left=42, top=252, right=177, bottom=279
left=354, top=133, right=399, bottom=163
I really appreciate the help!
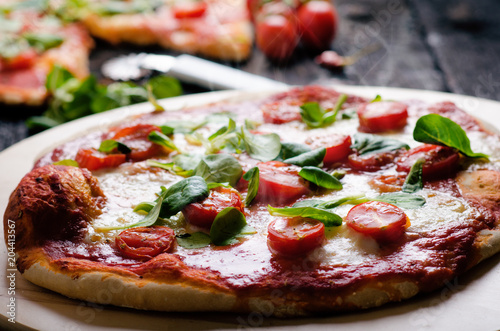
left=1, top=86, right=500, bottom=331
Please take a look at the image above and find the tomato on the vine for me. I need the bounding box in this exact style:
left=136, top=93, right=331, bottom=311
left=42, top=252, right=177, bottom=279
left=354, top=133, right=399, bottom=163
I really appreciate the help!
left=396, top=144, right=460, bottom=179
left=182, top=186, right=245, bottom=228
left=297, top=0, right=338, bottom=50
left=116, top=226, right=176, bottom=260
left=256, top=14, right=298, bottom=61
left=267, top=217, right=325, bottom=257
left=345, top=201, right=409, bottom=244
left=357, top=101, right=408, bottom=133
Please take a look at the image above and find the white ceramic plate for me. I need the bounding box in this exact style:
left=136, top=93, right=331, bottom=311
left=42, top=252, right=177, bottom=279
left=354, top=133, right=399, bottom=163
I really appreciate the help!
left=1, top=86, right=500, bottom=331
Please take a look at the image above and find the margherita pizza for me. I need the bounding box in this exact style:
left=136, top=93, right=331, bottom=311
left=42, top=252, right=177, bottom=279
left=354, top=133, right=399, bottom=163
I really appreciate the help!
left=4, top=85, right=500, bottom=317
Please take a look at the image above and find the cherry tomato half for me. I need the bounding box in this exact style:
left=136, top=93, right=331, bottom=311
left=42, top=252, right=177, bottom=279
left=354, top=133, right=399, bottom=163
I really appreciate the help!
left=256, top=161, right=310, bottom=205
left=182, top=186, right=245, bottom=228
left=345, top=201, right=409, bottom=244
left=297, top=0, right=338, bottom=51
left=267, top=217, right=325, bottom=257
left=75, top=148, right=126, bottom=171
left=306, top=134, right=352, bottom=165
left=396, top=144, right=460, bottom=179
left=357, top=101, right=408, bottom=133
left=172, top=1, right=207, bottom=19
left=347, top=150, right=402, bottom=172
left=261, top=100, right=303, bottom=124
left=256, top=14, right=298, bottom=61
left=116, top=226, right=176, bottom=260
left=110, top=124, right=164, bottom=162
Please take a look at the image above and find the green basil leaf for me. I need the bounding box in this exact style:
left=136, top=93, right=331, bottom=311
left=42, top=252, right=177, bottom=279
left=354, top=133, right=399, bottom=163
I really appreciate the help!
left=206, top=182, right=231, bottom=190
left=176, top=232, right=211, bottom=249
left=413, top=114, right=489, bottom=159
left=148, top=130, right=178, bottom=151
left=292, top=199, right=326, bottom=208
left=402, top=158, right=424, bottom=193
left=24, top=32, right=64, bottom=52
left=300, top=102, right=325, bottom=127
left=133, top=201, right=155, bottom=213
left=267, top=205, right=342, bottom=227
left=298, top=166, right=342, bottom=190
left=376, top=192, right=426, bottom=209
left=278, top=142, right=312, bottom=161
left=240, top=127, right=281, bottom=162
left=173, top=154, right=203, bottom=172
left=98, top=139, right=132, bottom=154
left=193, top=154, right=243, bottom=187
left=147, top=75, right=182, bottom=99
left=243, top=167, right=259, bottom=206
left=317, top=195, right=365, bottom=209
left=210, top=207, right=250, bottom=246
left=45, top=64, right=74, bottom=92
left=352, top=133, right=409, bottom=155
left=161, top=120, right=206, bottom=134
left=53, top=159, right=79, bottom=167
left=371, top=95, right=382, bottom=102
left=284, top=148, right=326, bottom=167
left=160, top=176, right=209, bottom=218
left=147, top=160, right=193, bottom=177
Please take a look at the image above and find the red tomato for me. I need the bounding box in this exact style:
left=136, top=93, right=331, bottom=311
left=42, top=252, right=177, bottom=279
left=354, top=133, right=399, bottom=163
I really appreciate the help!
left=256, top=161, right=310, bottom=205
left=306, top=134, right=352, bottom=165
left=369, top=175, right=405, bottom=193
left=247, top=0, right=261, bottom=21
left=256, top=14, right=298, bottom=61
left=261, top=100, right=303, bottom=124
left=75, top=148, right=126, bottom=171
left=110, top=124, right=164, bottom=162
left=396, top=144, right=460, bottom=179
left=267, top=217, right=325, bottom=257
left=345, top=201, right=409, bottom=244
left=1, top=48, right=38, bottom=71
left=348, top=150, right=401, bottom=172
left=297, top=0, right=338, bottom=50
left=172, top=1, right=207, bottom=19
left=357, top=101, right=408, bottom=133
left=182, top=186, right=245, bottom=228
left=116, top=226, right=175, bottom=260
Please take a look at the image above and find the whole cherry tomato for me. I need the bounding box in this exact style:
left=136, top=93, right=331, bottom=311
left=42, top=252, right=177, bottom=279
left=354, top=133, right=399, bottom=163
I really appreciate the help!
left=256, top=14, right=298, bottom=61
left=297, top=0, right=338, bottom=50
left=116, top=226, right=176, bottom=260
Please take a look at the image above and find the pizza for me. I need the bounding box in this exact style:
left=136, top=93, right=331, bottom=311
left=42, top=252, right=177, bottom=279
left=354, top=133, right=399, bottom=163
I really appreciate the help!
left=4, top=85, right=500, bottom=317
left=0, top=0, right=252, bottom=105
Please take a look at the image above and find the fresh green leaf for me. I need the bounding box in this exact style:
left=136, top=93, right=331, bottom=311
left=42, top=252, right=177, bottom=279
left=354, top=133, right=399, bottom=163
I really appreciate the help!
left=351, top=133, right=409, bottom=155
left=292, top=199, right=326, bottom=208
left=278, top=142, right=312, bottom=161
left=206, top=119, right=239, bottom=153
left=376, top=192, right=426, bottom=209
left=176, top=232, right=211, bottom=249
left=413, top=114, right=489, bottom=159
left=243, top=167, right=259, bottom=206
left=133, top=201, right=155, bottom=214
left=45, top=65, right=74, bottom=92
left=146, top=84, right=165, bottom=111
left=53, top=159, right=79, bottom=167
left=25, top=116, right=62, bottom=130
left=173, top=154, right=203, bottom=172
left=160, top=120, right=206, bottom=134
left=148, top=131, right=178, bottom=151
left=98, top=139, right=132, bottom=154
left=299, top=166, right=342, bottom=190
left=160, top=176, right=209, bottom=218
left=267, top=205, right=342, bottom=227
left=206, top=182, right=231, bottom=190
left=402, top=158, right=424, bottom=193
left=24, top=33, right=64, bottom=52
left=283, top=148, right=326, bottom=167
left=371, top=94, right=382, bottom=102
left=193, top=154, right=243, bottom=187
left=210, top=207, right=251, bottom=246
left=239, top=127, right=281, bottom=162
left=299, top=94, right=347, bottom=128
left=148, top=75, right=182, bottom=99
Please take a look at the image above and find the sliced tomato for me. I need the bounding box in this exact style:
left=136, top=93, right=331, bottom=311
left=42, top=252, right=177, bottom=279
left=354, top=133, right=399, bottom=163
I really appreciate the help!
left=182, top=186, right=245, bottom=228
left=297, top=0, right=338, bottom=50
left=1, top=48, right=38, bottom=71
left=75, top=148, right=126, bottom=171
left=172, top=1, right=207, bottom=19
left=396, top=144, right=460, bottom=179
left=306, top=134, right=351, bottom=165
left=116, top=226, right=175, bottom=260
left=110, top=123, right=164, bottom=162
left=256, top=14, right=298, bottom=61
left=261, top=100, right=303, bottom=124
left=347, top=150, right=401, bottom=172
left=345, top=201, right=409, bottom=244
left=267, top=217, right=325, bottom=257
left=256, top=161, right=310, bottom=205
left=369, top=174, right=405, bottom=193
left=357, top=101, right=408, bottom=133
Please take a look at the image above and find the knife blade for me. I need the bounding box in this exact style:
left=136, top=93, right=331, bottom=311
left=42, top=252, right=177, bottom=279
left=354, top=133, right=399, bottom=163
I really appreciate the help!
left=101, top=53, right=288, bottom=91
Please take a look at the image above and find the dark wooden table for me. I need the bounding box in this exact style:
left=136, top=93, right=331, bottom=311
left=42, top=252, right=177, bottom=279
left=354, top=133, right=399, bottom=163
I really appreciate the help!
left=1, top=0, right=499, bottom=153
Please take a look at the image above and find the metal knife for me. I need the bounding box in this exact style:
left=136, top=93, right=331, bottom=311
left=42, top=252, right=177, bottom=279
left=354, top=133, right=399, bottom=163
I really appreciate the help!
left=101, top=53, right=288, bottom=91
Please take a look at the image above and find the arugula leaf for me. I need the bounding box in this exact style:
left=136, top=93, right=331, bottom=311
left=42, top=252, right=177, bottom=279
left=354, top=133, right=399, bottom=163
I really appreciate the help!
left=23, top=33, right=64, bottom=52
left=193, top=154, right=243, bottom=187
left=413, top=114, right=489, bottom=159
left=176, top=232, right=211, bottom=249
left=239, top=127, right=281, bottom=162
left=53, top=159, right=79, bottom=167
left=299, top=166, right=342, bottom=190
left=160, top=176, right=209, bottom=218
left=243, top=167, right=259, bottom=206
left=351, top=133, right=409, bottom=155
left=148, top=131, right=179, bottom=151
left=299, top=94, right=347, bottom=128
left=210, top=207, right=254, bottom=246
left=283, top=148, right=326, bottom=167
left=278, top=142, right=312, bottom=161
left=375, top=192, right=426, bottom=209
left=267, top=205, right=342, bottom=227
left=98, top=139, right=132, bottom=154
left=402, top=158, right=424, bottom=193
